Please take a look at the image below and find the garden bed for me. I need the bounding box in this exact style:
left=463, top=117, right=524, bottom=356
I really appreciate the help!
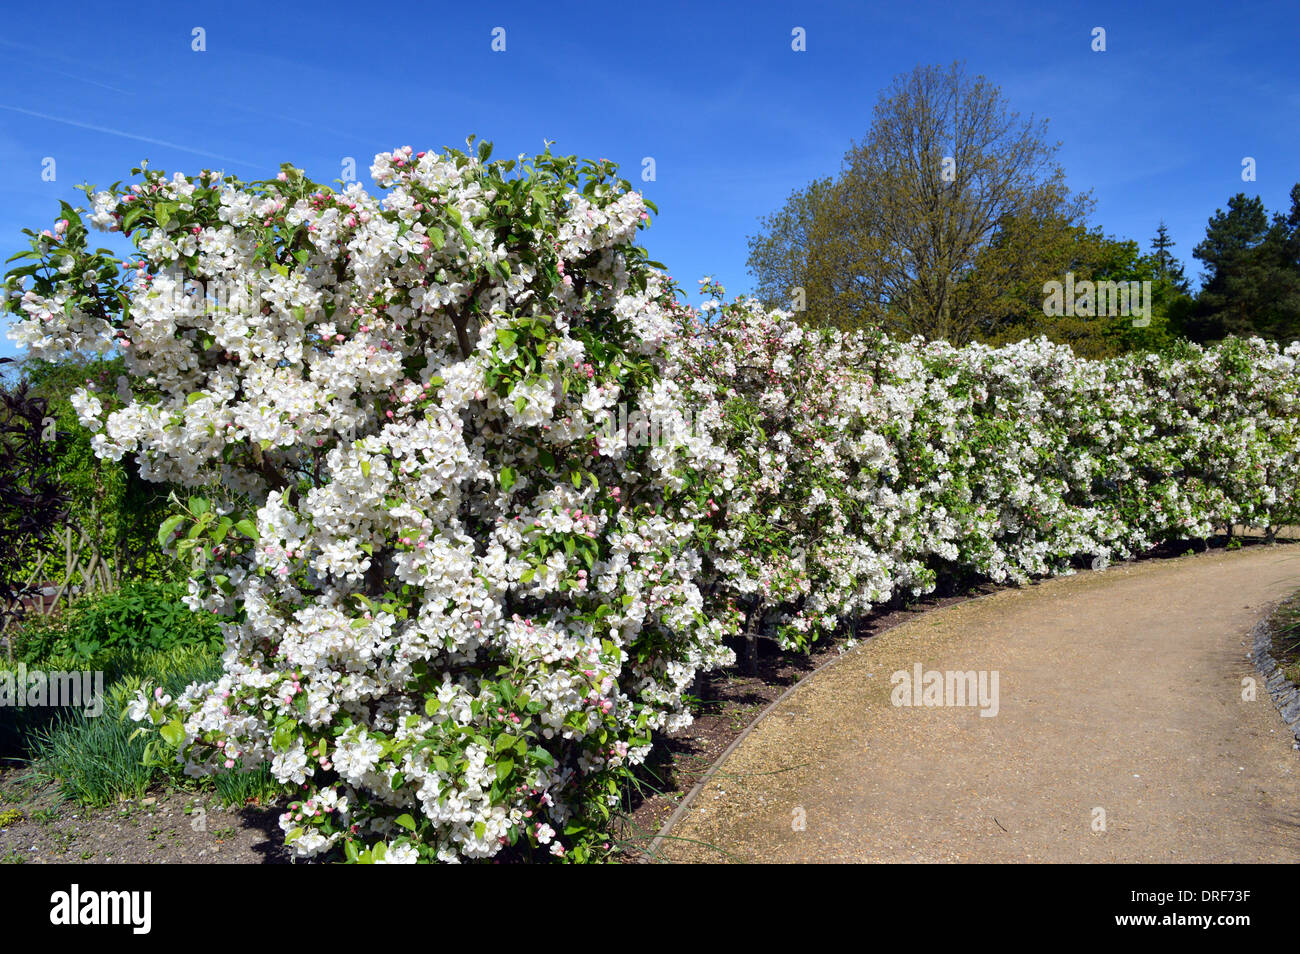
left=0, top=767, right=289, bottom=864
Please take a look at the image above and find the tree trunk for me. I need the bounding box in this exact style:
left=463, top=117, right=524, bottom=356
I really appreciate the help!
left=742, top=599, right=764, bottom=675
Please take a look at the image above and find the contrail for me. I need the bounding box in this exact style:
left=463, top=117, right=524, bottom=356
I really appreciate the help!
left=0, top=37, right=133, bottom=94
left=0, top=103, right=260, bottom=170
left=42, top=66, right=134, bottom=96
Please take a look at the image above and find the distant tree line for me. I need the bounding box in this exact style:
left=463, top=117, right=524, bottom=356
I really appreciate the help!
left=746, top=62, right=1300, bottom=357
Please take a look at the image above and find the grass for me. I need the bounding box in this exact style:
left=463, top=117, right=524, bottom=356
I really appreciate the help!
left=33, top=701, right=169, bottom=805
left=2, top=637, right=285, bottom=810
left=1, top=641, right=215, bottom=755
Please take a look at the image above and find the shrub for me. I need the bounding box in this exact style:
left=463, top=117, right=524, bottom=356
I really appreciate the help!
left=0, top=363, right=72, bottom=632
left=8, top=142, right=735, bottom=863
left=14, top=354, right=189, bottom=587
left=15, top=581, right=222, bottom=663
left=679, top=287, right=1300, bottom=655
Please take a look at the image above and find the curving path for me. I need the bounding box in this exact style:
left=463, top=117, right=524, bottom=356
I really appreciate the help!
left=655, top=544, right=1300, bottom=863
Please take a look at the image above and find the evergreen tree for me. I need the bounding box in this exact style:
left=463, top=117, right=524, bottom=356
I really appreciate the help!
left=1149, top=221, right=1189, bottom=294
left=1186, top=189, right=1300, bottom=343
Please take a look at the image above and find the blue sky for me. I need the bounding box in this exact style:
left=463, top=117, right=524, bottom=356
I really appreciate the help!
left=0, top=0, right=1297, bottom=360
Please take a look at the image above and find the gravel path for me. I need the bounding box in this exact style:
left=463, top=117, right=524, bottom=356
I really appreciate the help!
left=656, top=545, right=1300, bottom=863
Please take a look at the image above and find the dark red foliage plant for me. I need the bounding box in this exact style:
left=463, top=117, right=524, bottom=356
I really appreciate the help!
left=0, top=357, right=71, bottom=635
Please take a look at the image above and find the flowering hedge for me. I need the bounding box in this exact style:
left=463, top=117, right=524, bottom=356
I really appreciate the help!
left=7, top=146, right=1298, bottom=863
left=682, top=290, right=1300, bottom=656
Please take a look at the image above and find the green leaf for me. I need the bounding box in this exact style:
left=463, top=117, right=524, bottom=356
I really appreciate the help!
left=272, top=723, right=293, bottom=752
left=159, top=719, right=184, bottom=747
left=121, top=205, right=145, bottom=233
left=234, top=519, right=259, bottom=540
left=395, top=813, right=416, bottom=832
left=157, top=515, right=185, bottom=548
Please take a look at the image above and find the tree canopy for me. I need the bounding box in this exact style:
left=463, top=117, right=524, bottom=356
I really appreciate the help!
left=747, top=62, right=1090, bottom=344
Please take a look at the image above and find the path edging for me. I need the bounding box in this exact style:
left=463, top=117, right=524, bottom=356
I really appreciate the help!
left=644, top=647, right=850, bottom=863
left=1248, top=609, right=1300, bottom=747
